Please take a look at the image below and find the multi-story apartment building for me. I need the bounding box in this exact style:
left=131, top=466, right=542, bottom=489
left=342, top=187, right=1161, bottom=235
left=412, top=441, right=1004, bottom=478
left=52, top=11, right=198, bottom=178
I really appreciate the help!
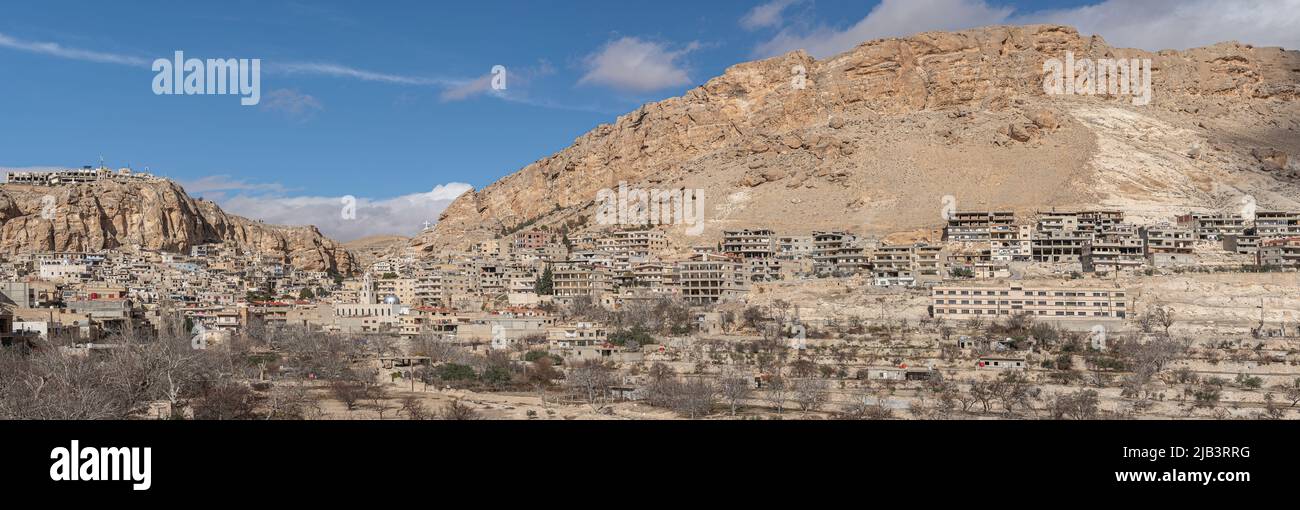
left=1176, top=213, right=1248, bottom=240
left=777, top=235, right=814, bottom=260
left=552, top=263, right=614, bottom=301
left=1140, top=225, right=1194, bottom=254
left=1037, top=210, right=1125, bottom=234
left=1258, top=237, right=1300, bottom=268
left=513, top=230, right=554, bottom=250
left=943, top=211, right=1015, bottom=242
left=989, top=224, right=1033, bottom=261
left=677, top=253, right=748, bottom=305
left=722, top=229, right=777, bottom=259
left=931, top=284, right=1131, bottom=321
left=597, top=230, right=667, bottom=259
left=871, top=243, right=943, bottom=286
left=1031, top=229, right=1089, bottom=263
left=1081, top=237, right=1146, bottom=272
left=1254, top=211, right=1300, bottom=238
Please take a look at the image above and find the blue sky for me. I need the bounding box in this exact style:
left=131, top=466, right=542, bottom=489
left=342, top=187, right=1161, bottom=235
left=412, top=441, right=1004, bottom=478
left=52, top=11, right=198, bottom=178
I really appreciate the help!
left=2, top=0, right=1295, bottom=240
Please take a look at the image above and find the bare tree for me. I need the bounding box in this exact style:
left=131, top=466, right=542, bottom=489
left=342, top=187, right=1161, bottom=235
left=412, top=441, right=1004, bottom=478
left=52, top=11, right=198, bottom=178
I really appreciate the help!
left=399, top=396, right=430, bottom=420
left=762, top=376, right=791, bottom=414
left=671, top=378, right=716, bottom=419
left=566, top=360, right=614, bottom=411
left=717, top=371, right=752, bottom=416
left=1045, top=389, right=1100, bottom=420
left=792, top=378, right=829, bottom=413
left=440, top=398, right=480, bottom=420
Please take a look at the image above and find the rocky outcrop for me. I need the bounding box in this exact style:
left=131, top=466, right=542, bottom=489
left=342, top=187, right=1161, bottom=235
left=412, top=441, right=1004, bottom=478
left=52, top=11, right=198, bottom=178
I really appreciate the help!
left=0, top=178, right=355, bottom=274
left=410, top=24, right=1300, bottom=253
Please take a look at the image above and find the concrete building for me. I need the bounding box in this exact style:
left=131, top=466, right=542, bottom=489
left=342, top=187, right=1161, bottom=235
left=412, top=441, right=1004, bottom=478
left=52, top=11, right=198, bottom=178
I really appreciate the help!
left=943, top=211, right=1015, bottom=242
left=1177, top=213, right=1248, bottom=240
left=722, top=229, right=777, bottom=259
left=1258, top=237, right=1300, bottom=268
left=677, top=253, right=748, bottom=305
left=931, top=284, right=1131, bottom=321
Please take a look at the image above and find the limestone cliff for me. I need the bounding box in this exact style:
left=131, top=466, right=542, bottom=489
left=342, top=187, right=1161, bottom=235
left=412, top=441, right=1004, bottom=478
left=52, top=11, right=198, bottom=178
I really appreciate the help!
left=411, top=24, right=1300, bottom=254
left=0, top=177, right=355, bottom=274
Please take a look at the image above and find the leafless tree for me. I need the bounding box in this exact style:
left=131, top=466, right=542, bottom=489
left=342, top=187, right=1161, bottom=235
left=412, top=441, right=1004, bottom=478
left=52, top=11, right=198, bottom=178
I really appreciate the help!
left=566, top=360, right=614, bottom=411
left=792, top=378, right=829, bottom=413
left=1045, top=389, right=1099, bottom=420
left=762, top=376, right=791, bottom=414
left=717, top=371, right=752, bottom=416
left=399, top=396, right=430, bottom=420
left=265, top=383, right=321, bottom=420
left=671, top=378, right=716, bottom=419
left=440, top=398, right=480, bottom=420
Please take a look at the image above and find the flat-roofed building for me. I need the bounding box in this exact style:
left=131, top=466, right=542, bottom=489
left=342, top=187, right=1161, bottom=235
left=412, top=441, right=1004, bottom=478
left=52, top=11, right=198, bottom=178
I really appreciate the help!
left=931, top=284, right=1131, bottom=321
left=1254, top=211, right=1300, bottom=238
left=1258, top=237, right=1300, bottom=268
left=1031, top=230, right=1088, bottom=263
left=871, top=243, right=943, bottom=286
left=552, top=263, right=614, bottom=301
left=677, top=253, right=748, bottom=305
left=776, top=236, right=814, bottom=260
left=722, top=229, right=777, bottom=259
left=1140, top=225, right=1194, bottom=254
left=943, top=211, right=1015, bottom=242
left=1176, top=213, right=1247, bottom=240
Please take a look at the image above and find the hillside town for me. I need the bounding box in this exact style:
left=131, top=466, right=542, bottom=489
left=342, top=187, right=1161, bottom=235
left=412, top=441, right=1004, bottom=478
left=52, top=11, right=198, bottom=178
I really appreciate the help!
left=4, top=173, right=1299, bottom=419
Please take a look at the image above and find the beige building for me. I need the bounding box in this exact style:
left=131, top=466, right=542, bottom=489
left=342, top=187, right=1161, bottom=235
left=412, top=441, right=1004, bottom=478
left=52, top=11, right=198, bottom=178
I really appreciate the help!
left=677, top=253, right=748, bottom=305
left=931, top=284, right=1131, bottom=321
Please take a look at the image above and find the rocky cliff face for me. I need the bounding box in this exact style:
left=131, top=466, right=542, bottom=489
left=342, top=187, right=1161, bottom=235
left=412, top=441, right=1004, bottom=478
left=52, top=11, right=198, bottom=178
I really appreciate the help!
left=0, top=178, right=355, bottom=274
left=411, top=24, right=1300, bottom=253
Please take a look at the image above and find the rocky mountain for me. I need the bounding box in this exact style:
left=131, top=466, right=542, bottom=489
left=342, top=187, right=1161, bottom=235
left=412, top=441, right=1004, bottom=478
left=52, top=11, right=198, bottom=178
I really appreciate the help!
left=411, top=24, right=1300, bottom=254
left=0, top=177, right=356, bottom=274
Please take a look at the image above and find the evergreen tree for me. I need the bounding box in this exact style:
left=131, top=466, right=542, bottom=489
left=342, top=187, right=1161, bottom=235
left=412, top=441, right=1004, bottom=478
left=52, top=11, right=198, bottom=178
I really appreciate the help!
left=534, top=265, right=554, bottom=295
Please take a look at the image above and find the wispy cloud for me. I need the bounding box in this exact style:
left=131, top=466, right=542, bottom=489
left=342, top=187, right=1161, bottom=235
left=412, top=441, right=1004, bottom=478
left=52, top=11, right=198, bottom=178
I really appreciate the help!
left=753, top=0, right=1300, bottom=58
left=272, top=61, right=460, bottom=86
left=261, top=88, right=324, bottom=118
left=579, top=37, right=699, bottom=92
left=1022, top=0, right=1300, bottom=51
left=0, top=31, right=150, bottom=66
left=215, top=183, right=474, bottom=241
left=740, top=0, right=803, bottom=31
left=181, top=175, right=291, bottom=195
left=754, top=0, right=1011, bottom=58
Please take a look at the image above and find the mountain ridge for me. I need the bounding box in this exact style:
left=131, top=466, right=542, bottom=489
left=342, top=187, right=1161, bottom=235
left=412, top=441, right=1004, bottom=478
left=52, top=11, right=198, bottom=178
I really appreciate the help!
left=410, top=24, right=1300, bottom=254
left=0, top=176, right=356, bottom=274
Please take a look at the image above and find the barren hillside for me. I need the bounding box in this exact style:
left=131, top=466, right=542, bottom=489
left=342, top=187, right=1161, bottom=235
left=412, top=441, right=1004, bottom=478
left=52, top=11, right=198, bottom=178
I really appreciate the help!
left=411, top=24, right=1300, bottom=254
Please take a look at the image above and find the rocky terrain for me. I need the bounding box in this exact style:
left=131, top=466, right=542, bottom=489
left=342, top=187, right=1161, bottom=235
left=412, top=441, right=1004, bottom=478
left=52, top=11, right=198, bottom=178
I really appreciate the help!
left=343, top=235, right=410, bottom=268
left=0, top=178, right=355, bottom=274
left=411, top=24, right=1300, bottom=254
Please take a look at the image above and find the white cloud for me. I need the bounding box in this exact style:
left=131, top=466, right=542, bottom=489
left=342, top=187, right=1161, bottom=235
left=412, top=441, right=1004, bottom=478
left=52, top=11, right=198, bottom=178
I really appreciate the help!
left=755, top=0, right=1011, bottom=58
left=182, top=175, right=290, bottom=195
left=579, top=37, right=698, bottom=92
left=261, top=88, right=324, bottom=118
left=273, top=61, right=458, bottom=86
left=1021, top=0, right=1300, bottom=51
left=214, top=183, right=473, bottom=241
left=0, top=31, right=149, bottom=66
left=741, top=0, right=802, bottom=31
left=440, top=74, right=494, bottom=102
left=754, top=0, right=1300, bottom=59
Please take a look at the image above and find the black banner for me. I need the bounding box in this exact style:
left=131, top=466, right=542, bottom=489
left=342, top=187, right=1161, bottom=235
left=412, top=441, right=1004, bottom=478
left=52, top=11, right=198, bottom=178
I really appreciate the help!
left=0, top=420, right=1287, bottom=501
